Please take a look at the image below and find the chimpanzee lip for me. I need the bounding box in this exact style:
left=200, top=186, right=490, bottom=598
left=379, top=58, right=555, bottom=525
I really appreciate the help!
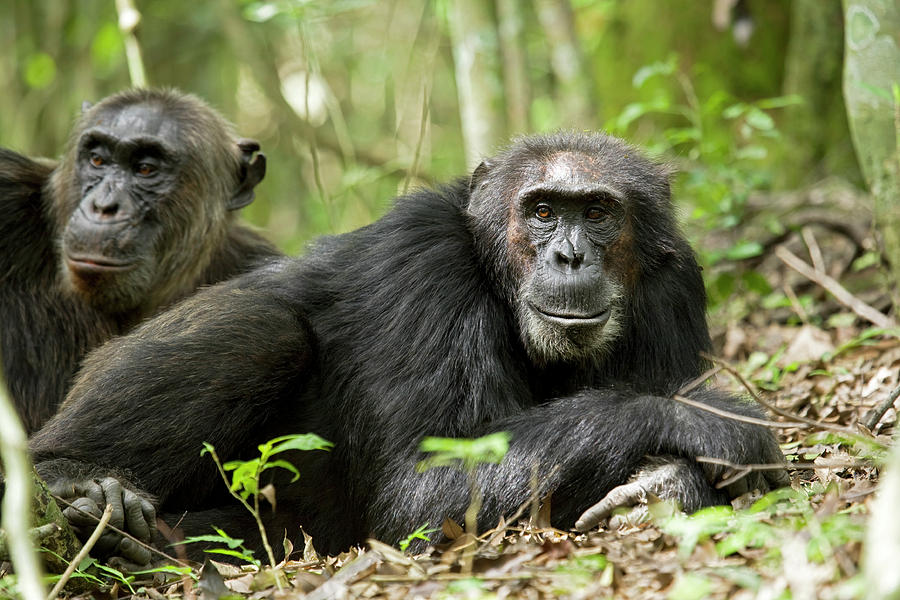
left=530, top=303, right=611, bottom=326
left=66, top=254, right=136, bottom=273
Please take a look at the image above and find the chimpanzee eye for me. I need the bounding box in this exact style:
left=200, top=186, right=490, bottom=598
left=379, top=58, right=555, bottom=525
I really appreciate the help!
left=136, top=163, right=156, bottom=177
left=535, top=204, right=553, bottom=220
left=585, top=207, right=604, bottom=221
left=89, top=153, right=104, bottom=168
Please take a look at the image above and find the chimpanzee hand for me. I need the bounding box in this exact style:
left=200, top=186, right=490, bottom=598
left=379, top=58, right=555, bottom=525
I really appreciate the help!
left=575, top=457, right=705, bottom=532
left=49, top=477, right=156, bottom=568
left=574, top=452, right=791, bottom=533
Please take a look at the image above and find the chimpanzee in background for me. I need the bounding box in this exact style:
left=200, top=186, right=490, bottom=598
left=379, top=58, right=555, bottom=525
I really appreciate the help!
left=29, top=132, right=788, bottom=566
left=0, top=89, right=280, bottom=433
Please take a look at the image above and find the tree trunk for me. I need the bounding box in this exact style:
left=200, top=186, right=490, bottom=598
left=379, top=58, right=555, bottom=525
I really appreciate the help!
left=532, top=0, right=595, bottom=128
left=448, top=0, right=507, bottom=167
left=842, top=0, right=900, bottom=304
left=781, top=0, right=857, bottom=186
left=496, top=0, right=530, bottom=134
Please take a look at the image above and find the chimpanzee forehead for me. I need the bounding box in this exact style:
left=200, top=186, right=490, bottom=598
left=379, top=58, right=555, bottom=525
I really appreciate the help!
left=89, top=103, right=181, bottom=146
left=540, top=151, right=607, bottom=185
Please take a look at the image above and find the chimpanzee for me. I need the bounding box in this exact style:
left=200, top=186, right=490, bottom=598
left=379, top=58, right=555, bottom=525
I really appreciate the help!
left=29, top=132, right=788, bottom=566
left=0, top=89, right=280, bottom=433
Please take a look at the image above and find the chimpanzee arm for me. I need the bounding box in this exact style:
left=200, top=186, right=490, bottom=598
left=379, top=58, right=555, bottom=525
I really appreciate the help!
left=28, top=274, right=314, bottom=553
left=368, top=388, right=787, bottom=546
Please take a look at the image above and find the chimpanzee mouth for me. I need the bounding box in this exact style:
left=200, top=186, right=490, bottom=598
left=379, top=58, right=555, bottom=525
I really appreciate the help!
left=66, top=254, right=136, bottom=274
left=530, top=304, right=611, bottom=327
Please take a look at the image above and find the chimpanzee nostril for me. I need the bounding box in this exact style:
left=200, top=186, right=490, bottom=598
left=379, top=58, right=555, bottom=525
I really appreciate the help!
left=554, top=238, right=583, bottom=268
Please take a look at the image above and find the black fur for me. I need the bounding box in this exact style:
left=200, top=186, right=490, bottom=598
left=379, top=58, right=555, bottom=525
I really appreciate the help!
left=30, top=133, right=784, bottom=558
left=0, top=89, right=279, bottom=433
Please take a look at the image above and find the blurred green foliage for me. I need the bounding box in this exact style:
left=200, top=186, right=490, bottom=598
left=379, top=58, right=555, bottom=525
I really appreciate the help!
left=0, top=1, right=853, bottom=270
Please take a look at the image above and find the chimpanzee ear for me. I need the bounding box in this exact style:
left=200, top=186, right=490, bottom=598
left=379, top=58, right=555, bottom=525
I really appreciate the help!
left=81, top=101, right=93, bottom=113
left=229, top=138, right=267, bottom=211
left=469, top=159, right=494, bottom=196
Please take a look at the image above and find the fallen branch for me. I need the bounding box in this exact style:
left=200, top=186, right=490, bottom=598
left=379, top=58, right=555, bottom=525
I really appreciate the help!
left=676, top=366, right=723, bottom=396
left=701, top=352, right=876, bottom=440
left=775, top=245, right=896, bottom=328
left=863, top=380, right=900, bottom=430
left=46, top=504, right=113, bottom=600
left=672, top=394, right=806, bottom=429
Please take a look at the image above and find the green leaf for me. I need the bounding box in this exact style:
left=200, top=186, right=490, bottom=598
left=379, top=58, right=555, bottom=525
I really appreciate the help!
left=224, top=458, right=261, bottom=493
left=668, top=573, right=713, bottom=600
left=90, top=22, right=124, bottom=75
left=632, top=57, right=676, bottom=88
left=755, top=94, right=804, bottom=109
left=204, top=548, right=259, bottom=565
left=724, top=241, right=763, bottom=260
left=744, top=108, right=774, bottom=131
left=23, top=53, right=57, bottom=90
left=722, top=102, right=748, bottom=119
left=177, top=534, right=245, bottom=549
left=399, top=523, right=439, bottom=552
left=734, top=145, right=767, bottom=160
left=260, top=459, right=301, bottom=482
left=264, top=433, right=333, bottom=457
left=418, top=432, right=511, bottom=472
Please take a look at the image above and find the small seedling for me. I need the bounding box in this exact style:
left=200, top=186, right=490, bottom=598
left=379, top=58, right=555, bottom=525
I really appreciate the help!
left=398, top=523, right=439, bottom=552
left=201, top=433, right=332, bottom=573
left=417, top=432, right=510, bottom=538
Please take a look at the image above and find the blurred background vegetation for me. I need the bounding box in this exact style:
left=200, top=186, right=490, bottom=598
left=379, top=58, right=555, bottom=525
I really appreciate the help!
left=0, top=0, right=871, bottom=307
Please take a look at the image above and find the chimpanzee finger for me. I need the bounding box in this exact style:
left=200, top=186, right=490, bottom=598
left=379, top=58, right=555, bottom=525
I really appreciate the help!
left=98, top=478, right=126, bottom=530
left=62, top=497, right=102, bottom=530
left=122, top=489, right=152, bottom=541
left=765, top=466, right=792, bottom=488
left=141, top=498, right=156, bottom=531
left=113, top=537, right=153, bottom=568
left=575, top=481, right=646, bottom=532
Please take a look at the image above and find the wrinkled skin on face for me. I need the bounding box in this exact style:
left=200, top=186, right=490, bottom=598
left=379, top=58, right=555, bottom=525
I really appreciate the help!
left=60, top=103, right=187, bottom=313
left=48, top=95, right=265, bottom=317
left=512, top=152, right=629, bottom=363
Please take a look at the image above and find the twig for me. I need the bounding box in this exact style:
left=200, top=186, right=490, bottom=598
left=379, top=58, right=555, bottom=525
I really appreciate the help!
left=695, top=456, right=795, bottom=471
left=775, top=245, right=896, bottom=328
left=801, top=226, right=826, bottom=274
left=478, top=464, right=560, bottom=549
left=782, top=283, right=810, bottom=325
left=676, top=366, right=723, bottom=396
left=401, top=82, right=431, bottom=196
left=863, top=380, right=900, bottom=430
left=700, top=352, right=876, bottom=440
left=52, top=496, right=185, bottom=565
left=0, top=376, right=45, bottom=600
left=46, top=504, right=113, bottom=600
left=672, top=394, right=806, bottom=429
left=697, top=454, right=875, bottom=489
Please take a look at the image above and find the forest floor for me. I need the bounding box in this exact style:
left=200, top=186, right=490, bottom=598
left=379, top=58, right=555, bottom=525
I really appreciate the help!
left=21, top=182, right=900, bottom=599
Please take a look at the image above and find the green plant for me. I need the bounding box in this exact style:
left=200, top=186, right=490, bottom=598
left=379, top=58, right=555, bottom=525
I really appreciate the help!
left=398, top=523, right=439, bottom=552
left=201, top=433, right=332, bottom=571
left=417, top=432, right=511, bottom=538
left=655, top=485, right=867, bottom=565
left=607, top=56, right=801, bottom=312
left=177, top=526, right=261, bottom=567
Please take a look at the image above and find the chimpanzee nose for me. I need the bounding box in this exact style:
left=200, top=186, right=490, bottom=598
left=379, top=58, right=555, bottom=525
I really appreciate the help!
left=90, top=197, right=121, bottom=219
left=554, top=238, right=584, bottom=269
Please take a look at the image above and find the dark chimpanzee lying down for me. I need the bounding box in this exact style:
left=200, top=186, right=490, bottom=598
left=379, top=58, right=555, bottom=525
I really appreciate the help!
left=0, top=88, right=280, bottom=434
left=29, top=132, right=788, bottom=566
